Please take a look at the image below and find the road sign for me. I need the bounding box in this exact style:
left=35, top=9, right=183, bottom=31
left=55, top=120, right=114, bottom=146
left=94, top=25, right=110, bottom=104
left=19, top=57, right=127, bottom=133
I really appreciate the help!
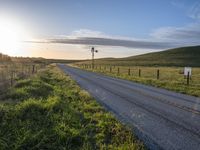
left=184, top=67, right=192, bottom=76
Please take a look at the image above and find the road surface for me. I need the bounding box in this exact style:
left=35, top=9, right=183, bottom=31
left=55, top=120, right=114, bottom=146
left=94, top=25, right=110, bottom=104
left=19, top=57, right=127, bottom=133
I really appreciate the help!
left=59, top=64, right=200, bottom=150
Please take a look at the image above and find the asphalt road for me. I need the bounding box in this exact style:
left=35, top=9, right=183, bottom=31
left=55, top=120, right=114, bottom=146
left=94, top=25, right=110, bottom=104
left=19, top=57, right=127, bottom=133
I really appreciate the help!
left=59, top=64, right=200, bottom=150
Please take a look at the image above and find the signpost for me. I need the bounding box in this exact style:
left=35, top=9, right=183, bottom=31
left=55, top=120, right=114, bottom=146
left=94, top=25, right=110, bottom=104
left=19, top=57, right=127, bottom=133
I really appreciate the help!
left=184, top=67, right=192, bottom=85
left=184, top=67, right=192, bottom=77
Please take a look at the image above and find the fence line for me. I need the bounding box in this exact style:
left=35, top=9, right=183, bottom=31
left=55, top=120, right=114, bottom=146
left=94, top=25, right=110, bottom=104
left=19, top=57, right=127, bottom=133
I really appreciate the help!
left=0, top=63, right=46, bottom=95
left=77, top=64, right=198, bottom=86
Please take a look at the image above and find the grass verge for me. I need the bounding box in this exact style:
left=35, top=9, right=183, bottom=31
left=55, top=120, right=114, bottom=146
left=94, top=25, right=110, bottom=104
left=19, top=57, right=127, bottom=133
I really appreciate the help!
left=76, top=66, right=200, bottom=97
left=0, top=65, right=145, bottom=150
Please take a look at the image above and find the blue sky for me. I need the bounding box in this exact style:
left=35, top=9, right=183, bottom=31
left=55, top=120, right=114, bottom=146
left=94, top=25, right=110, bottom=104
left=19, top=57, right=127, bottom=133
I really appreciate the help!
left=0, top=0, right=200, bottom=59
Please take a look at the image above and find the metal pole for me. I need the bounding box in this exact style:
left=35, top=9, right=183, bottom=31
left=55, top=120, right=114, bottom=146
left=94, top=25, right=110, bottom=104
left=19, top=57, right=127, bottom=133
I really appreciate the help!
left=91, top=47, right=98, bottom=70
left=92, top=50, right=94, bottom=69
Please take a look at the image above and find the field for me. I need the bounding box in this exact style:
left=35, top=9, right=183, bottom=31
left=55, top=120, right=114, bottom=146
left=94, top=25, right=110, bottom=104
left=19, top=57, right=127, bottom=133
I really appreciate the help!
left=0, top=55, right=80, bottom=95
left=75, top=64, right=200, bottom=97
left=79, top=45, right=200, bottom=67
left=0, top=62, right=45, bottom=94
left=0, top=65, right=144, bottom=149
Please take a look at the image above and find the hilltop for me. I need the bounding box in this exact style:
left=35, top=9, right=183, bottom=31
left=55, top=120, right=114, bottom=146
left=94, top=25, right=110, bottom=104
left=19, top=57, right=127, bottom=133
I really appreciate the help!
left=91, top=45, right=200, bottom=67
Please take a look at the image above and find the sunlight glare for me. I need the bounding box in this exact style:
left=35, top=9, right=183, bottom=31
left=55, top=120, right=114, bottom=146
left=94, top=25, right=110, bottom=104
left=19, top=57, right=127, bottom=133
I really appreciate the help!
left=0, top=16, right=30, bottom=55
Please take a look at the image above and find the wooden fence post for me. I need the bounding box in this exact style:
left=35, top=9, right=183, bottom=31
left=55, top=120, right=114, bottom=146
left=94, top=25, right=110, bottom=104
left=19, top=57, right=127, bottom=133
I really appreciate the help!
left=10, top=71, right=13, bottom=86
left=187, top=71, right=190, bottom=86
left=32, top=65, right=35, bottom=74
left=128, top=68, right=130, bottom=75
left=157, top=69, right=160, bottom=79
left=139, top=69, right=141, bottom=77
left=110, top=66, right=112, bottom=73
left=35, top=66, right=37, bottom=73
left=118, top=67, right=120, bottom=74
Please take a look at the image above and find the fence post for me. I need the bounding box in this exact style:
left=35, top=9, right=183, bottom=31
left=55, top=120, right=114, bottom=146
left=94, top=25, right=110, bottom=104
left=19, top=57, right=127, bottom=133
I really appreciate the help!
left=110, top=66, right=112, bottom=73
left=157, top=69, right=160, bottom=79
left=139, top=69, right=141, bottom=77
left=128, top=68, right=130, bottom=75
left=187, top=71, right=190, bottom=86
left=35, top=66, right=37, bottom=73
left=32, top=65, right=35, bottom=74
left=10, top=71, right=13, bottom=86
left=118, top=67, right=120, bottom=75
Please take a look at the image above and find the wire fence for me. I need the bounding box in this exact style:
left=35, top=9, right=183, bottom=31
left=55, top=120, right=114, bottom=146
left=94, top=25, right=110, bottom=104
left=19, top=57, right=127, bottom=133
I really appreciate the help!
left=0, top=62, right=46, bottom=95
left=76, top=64, right=200, bottom=87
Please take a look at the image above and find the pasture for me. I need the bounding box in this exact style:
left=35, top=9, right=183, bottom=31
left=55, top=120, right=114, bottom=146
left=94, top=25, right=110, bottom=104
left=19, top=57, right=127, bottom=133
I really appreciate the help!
left=76, top=64, right=200, bottom=97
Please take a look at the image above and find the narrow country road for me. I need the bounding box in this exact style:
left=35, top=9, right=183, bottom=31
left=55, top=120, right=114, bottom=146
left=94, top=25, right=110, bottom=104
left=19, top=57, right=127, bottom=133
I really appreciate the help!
left=59, top=64, right=200, bottom=150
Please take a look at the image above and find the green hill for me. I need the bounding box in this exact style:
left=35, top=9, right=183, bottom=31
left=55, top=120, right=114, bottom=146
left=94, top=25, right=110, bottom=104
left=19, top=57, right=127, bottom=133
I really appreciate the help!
left=92, top=45, right=200, bottom=67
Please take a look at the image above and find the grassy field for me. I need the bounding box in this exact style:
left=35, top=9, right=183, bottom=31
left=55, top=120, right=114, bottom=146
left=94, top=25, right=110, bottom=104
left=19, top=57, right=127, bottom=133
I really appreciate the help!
left=0, top=62, right=45, bottom=94
left=76, top=64, right=200, bottom=97
left=0, top=65, right=145, bottom=150
left=76, top=45, right=200, bottom=67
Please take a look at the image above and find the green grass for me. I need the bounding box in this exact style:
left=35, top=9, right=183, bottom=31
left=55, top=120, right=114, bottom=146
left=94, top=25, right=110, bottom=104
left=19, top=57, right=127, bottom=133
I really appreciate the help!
left=76, top=45, right=200, bottom=67
left=0, top=65, right=144, bottom=150
left=73, top=45, right=200, bottom=96
left=76, top=65, right=200, bottom=97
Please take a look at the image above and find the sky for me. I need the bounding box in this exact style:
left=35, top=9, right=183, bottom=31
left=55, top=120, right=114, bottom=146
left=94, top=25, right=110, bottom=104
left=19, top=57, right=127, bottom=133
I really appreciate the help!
left=0, top=0, right=200, bottom=59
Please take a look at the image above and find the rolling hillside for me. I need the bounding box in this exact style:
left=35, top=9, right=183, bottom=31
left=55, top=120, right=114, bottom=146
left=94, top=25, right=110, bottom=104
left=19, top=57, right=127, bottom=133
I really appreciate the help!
left=88, top=45, right=200, bottom=67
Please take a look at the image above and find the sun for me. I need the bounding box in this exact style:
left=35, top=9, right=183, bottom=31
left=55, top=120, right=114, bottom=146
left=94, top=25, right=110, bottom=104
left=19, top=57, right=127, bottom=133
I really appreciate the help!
left=0, top=16, right=30, bottom=56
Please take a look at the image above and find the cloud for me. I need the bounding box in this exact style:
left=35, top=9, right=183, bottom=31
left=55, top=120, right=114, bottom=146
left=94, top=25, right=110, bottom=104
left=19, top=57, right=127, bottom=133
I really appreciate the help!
left=188, top=1, right=200, bottom=20
left=30, top=29, right=172, bottom=50
left=30, top=25, right=200, bottom=51
left=171, top=1, right=186, bottom=9
left=150, top=23, right=200, bottom=45
left=70, top=29, right=107, bottom=38
left=46, top=37, right=174, bottom=49
left=171, top=0, right=200, bottom=20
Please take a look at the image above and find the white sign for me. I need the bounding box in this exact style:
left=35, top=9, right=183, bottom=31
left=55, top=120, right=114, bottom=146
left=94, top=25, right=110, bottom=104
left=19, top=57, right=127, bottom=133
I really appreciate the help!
left=184, top=67, right=192, bottom=76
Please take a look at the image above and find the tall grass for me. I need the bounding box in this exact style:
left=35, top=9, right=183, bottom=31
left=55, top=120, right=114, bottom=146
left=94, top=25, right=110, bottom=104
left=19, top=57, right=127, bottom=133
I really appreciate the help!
left=0, top=62, right=45, bottom=94
left=76, top=64, right=200, bottom=97
left=0, top=65, right=145, bottom=150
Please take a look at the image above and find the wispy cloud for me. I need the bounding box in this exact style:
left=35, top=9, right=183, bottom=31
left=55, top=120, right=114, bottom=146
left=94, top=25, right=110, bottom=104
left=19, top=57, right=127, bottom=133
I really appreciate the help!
left=171, top=0, right=200, bottom=20
left=30, top=29, right=174, bottom=50
left=188, top=1, right=200, bottom=20
left=171, top=0, right=186, bottom=9
left=30, top=25, right=200, bottom=51
left=150, top=23, right=200, bottom=45
left=47, top=37, right=172, bottom=49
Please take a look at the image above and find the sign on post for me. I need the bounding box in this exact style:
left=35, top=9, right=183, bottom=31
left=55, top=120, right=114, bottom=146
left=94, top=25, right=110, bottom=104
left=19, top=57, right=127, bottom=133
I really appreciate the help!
left=184, top=67, right=192, bottom=77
